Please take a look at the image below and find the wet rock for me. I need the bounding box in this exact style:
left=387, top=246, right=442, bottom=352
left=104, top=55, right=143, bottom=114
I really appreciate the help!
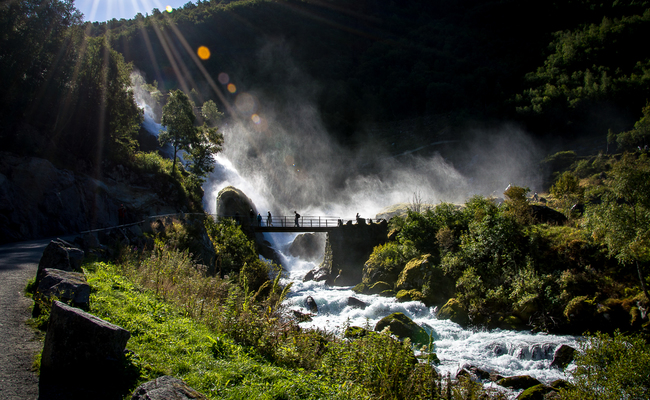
left=375, top=312, right=429, bottom=345
left=437, top=298, right=469, bottom=327
left=550, top=344, right=576, bottom=370
left=396, top=289, right=425, bottom=303
left=395, top=254, right=433, bottom=291
left=497, top=375, right=542, bottom=390
left=292, top=310, right=313, bottom=322
left=131, top=375, right=208, bottom=400
left=347, top=297, right=368, bottom=309
left=305, top=296, right=318, bottom=313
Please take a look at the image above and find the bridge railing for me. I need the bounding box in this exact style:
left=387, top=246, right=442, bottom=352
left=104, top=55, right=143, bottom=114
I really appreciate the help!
left=215, top=215, right=343, bottom=228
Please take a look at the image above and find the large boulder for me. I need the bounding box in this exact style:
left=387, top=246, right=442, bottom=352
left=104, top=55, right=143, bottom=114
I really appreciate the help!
left=215, top=186, right=257, bottom=231
left=437, top=298, right=470, bottom=326
left=37, top=239, right=85, bottom=278
left=36, top=269, right=91, bottom=309
left=375, top=312, right=429, bottom=345
left=288, top=233, right=326, bottom=261
left=395, top=254, right=433, bottom=291
left=530, top=205, right=567, bottom=224
left=40, top=301, right=131, bottom=398
left=497, top=375, right=542, bottom=390
left=131, top=376, right=208, bottom=400
left=516, top=384, right=556, bottom=400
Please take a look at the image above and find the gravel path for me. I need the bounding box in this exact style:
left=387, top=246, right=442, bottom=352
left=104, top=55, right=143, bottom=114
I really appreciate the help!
left=0, top=239, right=51, bottom=400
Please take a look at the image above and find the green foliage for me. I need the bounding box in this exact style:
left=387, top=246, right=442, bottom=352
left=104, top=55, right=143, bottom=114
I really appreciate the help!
left=613, top=102, right=650, bottom=151
left=503, top=185, right=533, bottom=225
left=562, top=331, right=650, bottom=400
left=321, top=331, right=437, bottom=400
left=204, top=217, right=258, bottom=276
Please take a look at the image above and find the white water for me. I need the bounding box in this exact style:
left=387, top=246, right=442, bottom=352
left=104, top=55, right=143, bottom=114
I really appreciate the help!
left=135, top=94, right=579, bottom=397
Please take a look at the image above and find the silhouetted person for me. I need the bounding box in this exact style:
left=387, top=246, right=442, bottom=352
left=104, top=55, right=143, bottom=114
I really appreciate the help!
left=257, top=213, right=262, bottom=226
left=267, top=211, right=272, bottom=226
left=249, top=208, right=254, bottom=226
left=294, top=211, right=300, bottom=227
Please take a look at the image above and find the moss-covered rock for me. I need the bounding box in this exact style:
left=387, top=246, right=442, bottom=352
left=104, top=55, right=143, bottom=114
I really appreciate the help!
left=497, top=375, right=541, bottom=390
left=437, top=298, right=469, bottom=326
left=380, top=289, right=396, bottom=297
left=375, top=312, right=429, bottom=345
left=498, top=315, right=526, bottom=330
left=368, top=281, right=392, bottom=295
left=395, top=254, right=433, bottom=291
left=516, top=384, right=555, bottom=400
left=396, top=289, right=425, bottom=302
left=352, top=283, right=367, bottom=294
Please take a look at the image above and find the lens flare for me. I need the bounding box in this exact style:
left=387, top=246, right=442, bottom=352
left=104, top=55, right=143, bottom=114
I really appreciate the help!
left=166, top=5, right=172, bottom=13
left=227, top=83, right=237, bottom=93
left=197, top=46, right=210, bottom=60
left=235, top=92, right=257, bottom=114
left=251, top=114, right=261, bottom=124
left=218, top=72, right=229, bottom=84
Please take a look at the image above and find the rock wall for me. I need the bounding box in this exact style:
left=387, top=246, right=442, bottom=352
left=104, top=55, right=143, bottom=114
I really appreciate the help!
left=317, top=220, right=388, bottom=286
left=0, top=152, right=179, bottom=244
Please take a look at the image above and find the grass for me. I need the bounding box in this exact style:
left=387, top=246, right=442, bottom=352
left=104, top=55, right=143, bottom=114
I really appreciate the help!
left=85, top=261, right=368, bottom=399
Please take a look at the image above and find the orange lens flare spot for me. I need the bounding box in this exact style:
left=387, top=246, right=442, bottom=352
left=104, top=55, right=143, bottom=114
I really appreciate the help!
left=197, top=46, right=211, bottom=60
left=227, top=83, right=237, bottom=93
left=166, top=5, right=173, bottom=12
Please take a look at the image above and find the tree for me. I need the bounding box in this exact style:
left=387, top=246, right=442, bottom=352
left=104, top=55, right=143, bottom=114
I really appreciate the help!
left=160, top=90, right=224, bottom=178
left=585, top=153, right=650, bottom=300
left=160, top=90, right=197, bottom=173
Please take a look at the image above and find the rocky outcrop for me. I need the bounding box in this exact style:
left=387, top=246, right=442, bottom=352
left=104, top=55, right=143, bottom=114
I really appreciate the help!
left=530, top=205, right=567, bottom=224
left=40, top=301, right=131, bottom=399
left=131, top=376, right=208, bottom=400
left=308, top=220, right=388, bottom=286
left=375, top=312, right=429, bottom=346
left=0, top=152, right=181, bottom=244
left=496, top=375, right=542, bottom=391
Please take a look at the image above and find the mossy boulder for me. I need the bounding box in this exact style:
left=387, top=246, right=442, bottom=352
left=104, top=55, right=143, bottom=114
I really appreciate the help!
left=352, top=283, right=367, bottom=294
left=516, top=384, right=555, bottom=400
left=375, top=312, right=429, bottom=345
left=437, top=298, right=469, bottom=326
left=395, top=254, right=433, bottom=291
left=498, top=315, right=526, bottom=330
left=497, top=375, right=542, bottom=390
left=368, top=281, right=392, bottom=295
left=396, top=289, right=425, bottom=303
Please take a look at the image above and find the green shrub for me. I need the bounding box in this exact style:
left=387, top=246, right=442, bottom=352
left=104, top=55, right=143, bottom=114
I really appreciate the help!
left=562, top=331, right=650, bottom=400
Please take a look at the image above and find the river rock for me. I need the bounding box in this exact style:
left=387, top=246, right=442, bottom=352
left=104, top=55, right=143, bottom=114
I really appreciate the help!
left=437, top=298, right=469, bottom=326
left=347, top=297, right=368, bottom=309
left=395, top=254, right=433, bottom=291
left=131, top=375, right=208, bottom=400
left=40, top=301, right=131, bottom=398
left=375, top=312, right=429, bottom=345
left=550, top=344, right=576, bottom=370
left=36, top=269, right=91, bottom=308
left=497, top=375, right=542, bottom=390
left=368, top=281, right=392, bottom=295
left=530, top=205, right=567, bottom=224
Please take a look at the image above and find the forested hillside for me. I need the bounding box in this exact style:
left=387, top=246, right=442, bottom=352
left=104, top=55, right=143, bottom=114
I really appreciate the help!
left=87, top=0, right=650, bottom=144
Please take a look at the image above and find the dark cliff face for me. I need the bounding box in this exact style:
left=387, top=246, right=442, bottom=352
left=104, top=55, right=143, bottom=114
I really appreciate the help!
left=319, top=220, right=389, bottom=286
left=0, top=152, right=182, bottom=244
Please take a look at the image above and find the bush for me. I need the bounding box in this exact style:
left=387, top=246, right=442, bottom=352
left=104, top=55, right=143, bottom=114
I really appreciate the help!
left=562, top=331, right=650, bottom=400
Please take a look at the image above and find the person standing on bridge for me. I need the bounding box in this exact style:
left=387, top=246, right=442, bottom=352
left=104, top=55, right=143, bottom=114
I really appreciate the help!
left=257, top=213, right=262, bottom=227
left=294, top=211, right=300, bottom=227
left=267, top=211, right=272, bottom=226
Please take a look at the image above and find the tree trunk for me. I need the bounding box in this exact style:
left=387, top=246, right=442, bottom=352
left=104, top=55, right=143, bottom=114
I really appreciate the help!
left=637, top=260, right=649, bottom=302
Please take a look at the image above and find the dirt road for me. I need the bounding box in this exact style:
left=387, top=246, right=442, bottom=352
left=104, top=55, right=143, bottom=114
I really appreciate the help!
left=0, top=239, right=51, bottom=400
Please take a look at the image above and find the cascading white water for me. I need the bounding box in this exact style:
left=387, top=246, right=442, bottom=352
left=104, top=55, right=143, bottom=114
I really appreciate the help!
left=134, top=88, right=579, bottom=398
